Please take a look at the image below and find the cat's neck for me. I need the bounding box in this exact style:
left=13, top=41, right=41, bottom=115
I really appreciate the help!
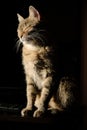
left=22, top=42, right=50, bottom=56
left=22, top=40, right=41, bottom=51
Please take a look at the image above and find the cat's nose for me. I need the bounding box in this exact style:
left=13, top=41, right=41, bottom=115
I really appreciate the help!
left=19, top=34, right=24, bottom=42
left=20, top=34, right=23, bottom=38
left=18, top=32, right=23, bottom=39
left=20, top=35, right=27, bottom=42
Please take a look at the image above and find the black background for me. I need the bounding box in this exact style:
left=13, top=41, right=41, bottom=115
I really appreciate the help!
left=0, top=0, right=86, bottom=129
left=0, top=0, right=82, bottom=104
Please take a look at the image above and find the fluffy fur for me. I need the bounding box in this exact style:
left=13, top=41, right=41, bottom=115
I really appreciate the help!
left=17, top=5, right=77, bottom=117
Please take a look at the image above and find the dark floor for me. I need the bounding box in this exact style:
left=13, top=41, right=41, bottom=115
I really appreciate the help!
left=0, top=106, right=84, bottom=130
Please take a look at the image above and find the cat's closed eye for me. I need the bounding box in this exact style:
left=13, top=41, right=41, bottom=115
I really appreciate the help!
left=24, top=22, right=30, bottom=28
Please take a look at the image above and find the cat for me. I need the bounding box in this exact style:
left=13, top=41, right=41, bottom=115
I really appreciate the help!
left=17, top=5, right=78, bottom=118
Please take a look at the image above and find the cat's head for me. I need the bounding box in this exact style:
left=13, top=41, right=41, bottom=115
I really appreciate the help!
left=17, top=5, right=40, bottom=44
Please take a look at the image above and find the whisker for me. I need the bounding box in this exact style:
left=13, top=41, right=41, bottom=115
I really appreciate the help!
left=14, top=37, right=19, bottom=43
left=14, top=39, right=22, bottom=53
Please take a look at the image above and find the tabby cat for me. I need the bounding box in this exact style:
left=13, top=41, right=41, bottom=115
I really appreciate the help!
left=17, top=5, right=77, bottom=118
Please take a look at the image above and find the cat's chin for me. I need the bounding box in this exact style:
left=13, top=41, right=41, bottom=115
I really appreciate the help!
left=20, top=37, right=26, bottom=43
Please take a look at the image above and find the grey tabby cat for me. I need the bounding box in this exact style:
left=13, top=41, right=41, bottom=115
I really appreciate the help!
left=17, top=5, right=77, bottom=118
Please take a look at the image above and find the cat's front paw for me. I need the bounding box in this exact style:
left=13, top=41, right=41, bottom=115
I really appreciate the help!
left=33, top=109, right=44, bottom=118
left=21, top=107, right=33, bottom=117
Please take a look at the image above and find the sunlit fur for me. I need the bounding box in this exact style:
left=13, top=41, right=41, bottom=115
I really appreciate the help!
left=17, top=6, right=77, bottom=117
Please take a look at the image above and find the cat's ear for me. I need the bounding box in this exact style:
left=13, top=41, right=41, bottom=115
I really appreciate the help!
left=29, top=5, right=40, bottom=21
left=17, top=13, right=24, bottom=22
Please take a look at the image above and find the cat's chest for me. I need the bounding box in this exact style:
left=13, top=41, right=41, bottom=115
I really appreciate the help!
left=22, top=46, right=47, bottom=70
left=22, top=47, right=52, bottom=88
left=22, top=53, right=38, bottom=75
left=23, top=55, right=48, bottom=89
left=23, top=55, right=47, bottom=74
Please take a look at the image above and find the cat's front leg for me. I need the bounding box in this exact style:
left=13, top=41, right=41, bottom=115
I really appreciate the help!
left=33, top=77, right=52, bottom=117
left=21, top=82, right=36, bottom=117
